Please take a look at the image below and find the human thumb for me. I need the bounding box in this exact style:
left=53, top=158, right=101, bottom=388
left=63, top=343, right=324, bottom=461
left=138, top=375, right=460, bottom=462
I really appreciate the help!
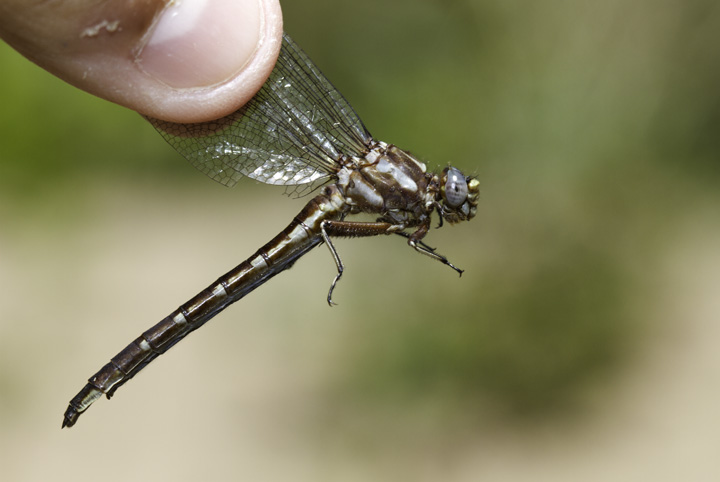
left=0, top=0, right=283, bottom=123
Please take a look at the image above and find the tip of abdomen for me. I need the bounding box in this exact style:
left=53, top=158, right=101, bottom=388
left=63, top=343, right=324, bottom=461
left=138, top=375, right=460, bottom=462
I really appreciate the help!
left=61, top=384, right=104, bottom=429
left=62, top=409, right=78, bottom=429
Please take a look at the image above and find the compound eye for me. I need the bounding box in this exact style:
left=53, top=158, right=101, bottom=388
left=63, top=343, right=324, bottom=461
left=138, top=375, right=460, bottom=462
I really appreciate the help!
left=443, top=167, right=468, bottom=208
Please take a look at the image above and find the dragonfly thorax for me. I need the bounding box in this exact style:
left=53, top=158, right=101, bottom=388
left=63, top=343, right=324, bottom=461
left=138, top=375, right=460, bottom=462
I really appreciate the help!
left=336, top=142, right=434, bottom=226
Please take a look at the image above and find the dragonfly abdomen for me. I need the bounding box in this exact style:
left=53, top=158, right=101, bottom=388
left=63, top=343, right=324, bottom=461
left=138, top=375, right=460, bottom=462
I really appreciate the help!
left=63, top=188, right=347, bottom=428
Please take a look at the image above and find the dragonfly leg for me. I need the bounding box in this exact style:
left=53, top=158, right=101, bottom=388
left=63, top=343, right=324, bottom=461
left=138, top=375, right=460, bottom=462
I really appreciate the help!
left=320, top=219, right=463, bottom=304
left=394, top=231, right=437, bottom=253
left=407, top=223, right=464, bottom=276
left=320, top=220, right=399, bottom=305
left=320, top=221, right=344, bottom=306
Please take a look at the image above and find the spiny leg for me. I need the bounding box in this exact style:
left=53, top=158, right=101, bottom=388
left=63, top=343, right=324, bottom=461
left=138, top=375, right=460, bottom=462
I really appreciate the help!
left=408, top=240, right=464, bottom=275
left=394, top=231, right=437, bottom=253
left=407, top=223, right=464, bottom=276
left=320, top=220, right=401, bottom=305
left=320, top=220, right=344, bottom=306
left=319, top=219, right=463, bottom=304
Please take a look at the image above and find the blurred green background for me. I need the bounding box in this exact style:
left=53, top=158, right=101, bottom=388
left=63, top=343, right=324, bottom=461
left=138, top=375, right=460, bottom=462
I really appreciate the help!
left=1, top=0, right=719, bottom=480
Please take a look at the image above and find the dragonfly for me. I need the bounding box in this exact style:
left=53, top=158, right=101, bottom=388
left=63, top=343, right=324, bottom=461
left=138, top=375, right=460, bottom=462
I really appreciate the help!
left=62, top=33, right=479, bottom=428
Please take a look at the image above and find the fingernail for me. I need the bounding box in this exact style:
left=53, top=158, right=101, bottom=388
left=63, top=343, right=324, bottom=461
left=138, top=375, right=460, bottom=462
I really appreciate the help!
left=138, top=0, right=262, bottom=88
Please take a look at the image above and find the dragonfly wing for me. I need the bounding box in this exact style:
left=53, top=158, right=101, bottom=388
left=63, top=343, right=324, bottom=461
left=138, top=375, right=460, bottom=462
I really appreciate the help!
left=147, top=33, right=374, bottom=189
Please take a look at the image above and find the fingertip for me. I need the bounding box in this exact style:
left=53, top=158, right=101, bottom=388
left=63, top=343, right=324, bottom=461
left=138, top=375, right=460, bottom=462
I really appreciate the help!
left=139, top=0, right=261, bottom=89
left=1, top=0, right=282, bottom=124
left=135, top=0, right=283, bottom=123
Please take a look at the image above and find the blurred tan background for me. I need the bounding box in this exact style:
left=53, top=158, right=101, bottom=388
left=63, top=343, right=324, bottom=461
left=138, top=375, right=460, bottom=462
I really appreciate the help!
left=1, top=0, right=719, bottom=480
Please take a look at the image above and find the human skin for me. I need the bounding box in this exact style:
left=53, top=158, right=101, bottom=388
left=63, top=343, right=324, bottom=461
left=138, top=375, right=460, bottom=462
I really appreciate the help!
left=0, top=0, right=283, bottom=123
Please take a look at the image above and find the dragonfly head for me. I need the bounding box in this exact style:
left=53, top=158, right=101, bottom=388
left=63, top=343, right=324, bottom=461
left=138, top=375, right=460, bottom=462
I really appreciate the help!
left=436, top=166, right=479, bottom=224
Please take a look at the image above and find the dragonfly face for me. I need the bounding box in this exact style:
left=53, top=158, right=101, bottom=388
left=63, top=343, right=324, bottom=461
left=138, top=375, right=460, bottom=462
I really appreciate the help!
left=437, top=166, right=480, bottom=225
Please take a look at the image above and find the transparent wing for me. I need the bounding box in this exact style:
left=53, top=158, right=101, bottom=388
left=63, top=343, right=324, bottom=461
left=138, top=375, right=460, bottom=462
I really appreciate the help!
left=146, top=33, right=374, bottom=189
